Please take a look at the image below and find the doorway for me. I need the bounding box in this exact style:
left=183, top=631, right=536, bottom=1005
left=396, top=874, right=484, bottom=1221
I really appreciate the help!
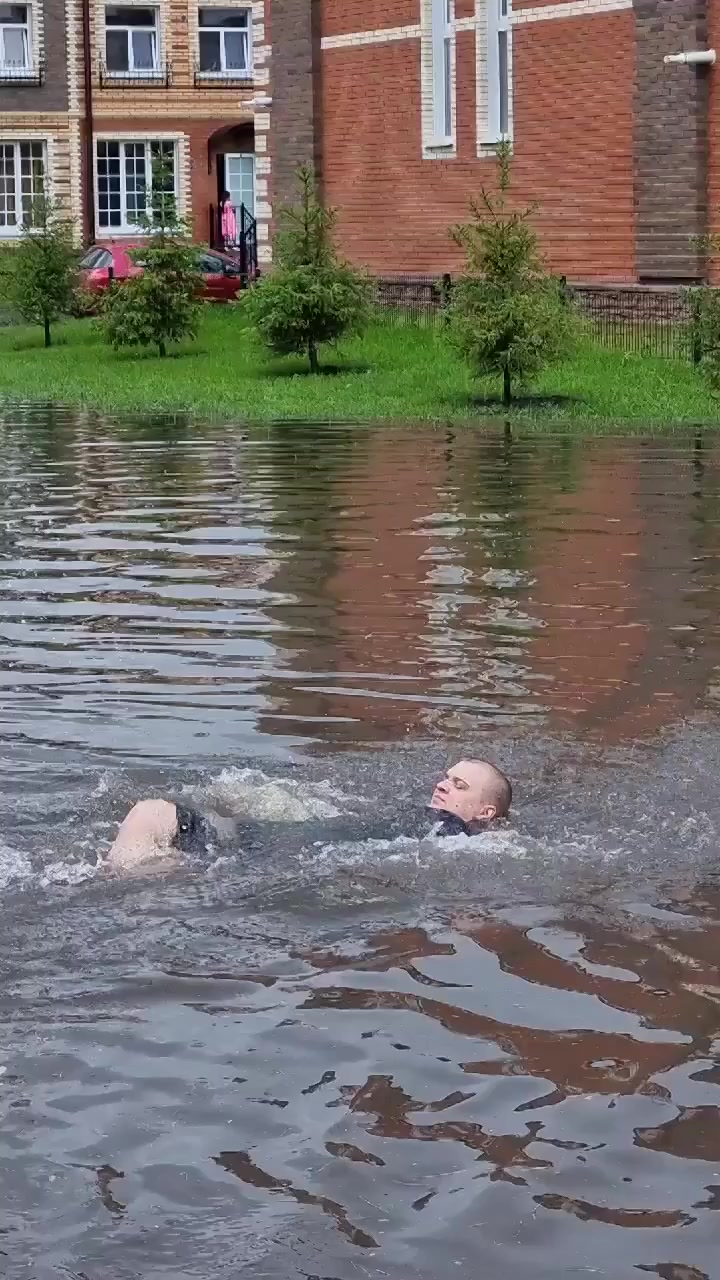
left=223, top=153, right=255, bottom=216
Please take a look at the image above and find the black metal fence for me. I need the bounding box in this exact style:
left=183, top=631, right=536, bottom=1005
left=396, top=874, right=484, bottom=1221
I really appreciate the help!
left=373, top=274, right=696, bottom=360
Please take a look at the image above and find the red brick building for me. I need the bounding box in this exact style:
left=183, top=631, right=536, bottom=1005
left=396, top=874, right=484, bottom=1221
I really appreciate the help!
left=0, top=0, right=714, bottom=282
left=307, top=0, right=713, bottom=283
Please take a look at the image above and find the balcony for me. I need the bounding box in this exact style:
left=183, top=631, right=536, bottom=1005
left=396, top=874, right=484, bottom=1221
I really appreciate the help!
left=0, top=59, right=44, bottom=86
left=98, top=60, right=172, bottom=88
left=194, top=61, right=252, bottom=88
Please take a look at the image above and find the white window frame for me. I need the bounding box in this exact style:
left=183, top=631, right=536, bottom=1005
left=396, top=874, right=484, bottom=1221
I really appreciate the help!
left=430, top=0, right=454, bottom=146
left=0, top=139, right=45, bottom=238
left=484, top=0, right=512, bottom=145
left=0, top=3, right=30, bottom=72
left=103, top=4, right=161, bottom=77
left=95, top=138, right=178, bottom=236
left=196, top=5, right=252, bottom=78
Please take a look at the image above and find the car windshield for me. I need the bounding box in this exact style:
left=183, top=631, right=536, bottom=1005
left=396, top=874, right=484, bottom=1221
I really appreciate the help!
left=80, top=247, right=112, bottom=269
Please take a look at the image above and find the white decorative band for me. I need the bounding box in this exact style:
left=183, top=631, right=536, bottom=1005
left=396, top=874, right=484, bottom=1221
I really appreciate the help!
left=512, top=0, right=632, bottom=23
left=321, top=0, right=633, bottom=49
left=321, top=24, right=420, bottom=50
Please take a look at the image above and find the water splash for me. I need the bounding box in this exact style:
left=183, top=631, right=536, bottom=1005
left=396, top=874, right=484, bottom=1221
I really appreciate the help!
left=0, top=841, right=32, bottom=890
left=198, top=767, right=354, bottom=822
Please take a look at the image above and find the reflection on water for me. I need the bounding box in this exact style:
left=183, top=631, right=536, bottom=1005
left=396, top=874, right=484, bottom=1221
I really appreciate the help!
left=2, top=408, right=720, bottom=758
left=1, top=406, right=720, bottom=1280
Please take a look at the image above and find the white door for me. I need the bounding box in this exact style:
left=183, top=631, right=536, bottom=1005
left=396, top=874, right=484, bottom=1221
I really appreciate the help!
left=225, top=153, right=255, bottom=216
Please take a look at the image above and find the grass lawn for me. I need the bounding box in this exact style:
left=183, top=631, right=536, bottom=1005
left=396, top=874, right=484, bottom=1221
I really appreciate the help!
left=0, top=305, right=717, bottom=429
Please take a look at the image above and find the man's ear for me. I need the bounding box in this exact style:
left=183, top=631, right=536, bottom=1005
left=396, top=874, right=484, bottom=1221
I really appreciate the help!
left=478, top=804, right=497, bottom=822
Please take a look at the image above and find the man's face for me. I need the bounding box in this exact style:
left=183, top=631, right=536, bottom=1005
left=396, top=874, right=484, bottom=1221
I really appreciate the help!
left=430, top=761, right=497, bottom=825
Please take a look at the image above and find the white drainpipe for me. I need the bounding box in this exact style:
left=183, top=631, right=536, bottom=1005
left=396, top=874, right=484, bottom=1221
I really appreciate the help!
left=664, top=49, right=716, bottom=65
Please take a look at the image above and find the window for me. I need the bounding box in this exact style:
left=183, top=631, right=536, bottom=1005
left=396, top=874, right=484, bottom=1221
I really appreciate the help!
left=104, top=6, right=158, bottom=74
left=96, top=138, right=176, bottom=233
left=0, top=4, right=30, bottom=71
left=430, top=0, right=453, bottom=145
left=486, top=0, right=511, bottom=143
left=0, top=140, right=44, bottom=235
left=198, top=7, right=251, bottom=76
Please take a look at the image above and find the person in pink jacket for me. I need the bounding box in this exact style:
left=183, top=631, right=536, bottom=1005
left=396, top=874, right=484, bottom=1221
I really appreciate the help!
left=220, top=190, right=237, bottom=248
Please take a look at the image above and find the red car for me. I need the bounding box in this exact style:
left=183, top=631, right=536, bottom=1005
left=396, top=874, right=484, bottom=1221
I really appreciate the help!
left=79, top=243, right=245, bottom=302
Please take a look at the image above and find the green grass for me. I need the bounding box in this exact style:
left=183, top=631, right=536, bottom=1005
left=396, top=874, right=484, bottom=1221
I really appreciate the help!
left=0, top=305, right=717, bottom=429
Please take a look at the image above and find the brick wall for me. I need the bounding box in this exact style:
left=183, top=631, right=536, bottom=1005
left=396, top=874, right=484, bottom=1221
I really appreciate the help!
left=706, top=0, right=720, bottom=281
left=0, top=0, right=68, bottom=112
left=268, top=0, right=317, bottom=214
left=633, top=0, right=709, bottom=282
left=319, top=0, right=419, bottom=37
left=317, top=6, right=636, bottom=280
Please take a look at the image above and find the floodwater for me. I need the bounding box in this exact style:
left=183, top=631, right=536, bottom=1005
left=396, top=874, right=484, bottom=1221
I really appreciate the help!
left=1, top=407, right=720, bottom=1280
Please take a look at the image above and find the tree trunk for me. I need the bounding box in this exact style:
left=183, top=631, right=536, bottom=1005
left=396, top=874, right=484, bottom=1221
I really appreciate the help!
left=308, top=337, right=319, bottom=375
left=158, top=340, right=167, bottom=358
left=44, top=317, right=51, bottom=349
left=502, top=365, right=512, bottom=407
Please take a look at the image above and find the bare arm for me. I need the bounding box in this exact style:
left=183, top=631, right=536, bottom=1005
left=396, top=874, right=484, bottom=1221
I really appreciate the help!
left=106, top=798, right=179, bottom=871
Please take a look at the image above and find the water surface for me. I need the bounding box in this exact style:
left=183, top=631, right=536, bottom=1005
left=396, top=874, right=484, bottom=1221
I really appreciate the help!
left=1, top=408, right=720, bottom=1279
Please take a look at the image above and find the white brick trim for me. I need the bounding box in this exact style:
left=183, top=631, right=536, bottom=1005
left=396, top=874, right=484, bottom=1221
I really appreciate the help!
left=512, top=0, right=632, bottom=21
left=321, top=0, right=633, bottom=51
left=252, top=0, right=271, bottom=263
left=321, top=24, right=420, bottom=50
left=30, top=0, right=43, bottom=74
left=64, top=0, right=81, bottom=113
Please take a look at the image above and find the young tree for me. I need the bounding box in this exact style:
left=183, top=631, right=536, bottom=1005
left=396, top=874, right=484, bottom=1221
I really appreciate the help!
left=687, top=218, right=720, bottom=386
left=100, top=151, right=201, bottom=358
left=247, top=166, right=371, bottom=374
left=3, top=194, right=79, bottom=347
left=448, top=143, right=577, bottom=406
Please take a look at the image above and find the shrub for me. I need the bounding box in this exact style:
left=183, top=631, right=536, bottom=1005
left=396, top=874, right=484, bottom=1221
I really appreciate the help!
left=0, top=195, right=79, bottom=347
left=246, top=166, right=371, bottom=373
left=99, top=152, right=201, bottom=359
left=687, top=286, right=720, bottom=386
left=447, top=143, right=578, bottom=406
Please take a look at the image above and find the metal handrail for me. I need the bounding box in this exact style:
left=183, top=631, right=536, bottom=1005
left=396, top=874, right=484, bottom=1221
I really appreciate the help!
left=209, top=202, right=258, bottom=284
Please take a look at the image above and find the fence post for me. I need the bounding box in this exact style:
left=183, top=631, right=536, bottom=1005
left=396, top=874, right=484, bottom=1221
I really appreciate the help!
left=441, top=272, right=453, bottom=310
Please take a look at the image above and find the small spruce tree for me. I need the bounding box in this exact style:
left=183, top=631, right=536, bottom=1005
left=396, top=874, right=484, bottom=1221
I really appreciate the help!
left=686, top=220, right=720, bottom=387
left=100, top=151, right=201, bottom=359
left=247, top=166, right=371, bottom=374
left=3, top=194, right=79, bottom=347
left=448, top=143, right=577, bottom=406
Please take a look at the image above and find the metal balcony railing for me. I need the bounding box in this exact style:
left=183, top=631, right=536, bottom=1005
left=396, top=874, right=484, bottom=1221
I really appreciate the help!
left=0, top=58, right=44, bottom=86
left=98, top=60, right=172, bottom=88
left=193, top=60, right=252, bottom=86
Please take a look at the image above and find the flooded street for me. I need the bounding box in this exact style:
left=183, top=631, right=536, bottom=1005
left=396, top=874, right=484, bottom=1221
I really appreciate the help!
left=1, top=407, right=720, bottom=1279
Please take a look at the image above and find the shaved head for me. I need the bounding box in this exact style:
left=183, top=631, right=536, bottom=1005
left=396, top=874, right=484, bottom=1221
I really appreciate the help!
left=430, top=759, right=512, bottom=827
